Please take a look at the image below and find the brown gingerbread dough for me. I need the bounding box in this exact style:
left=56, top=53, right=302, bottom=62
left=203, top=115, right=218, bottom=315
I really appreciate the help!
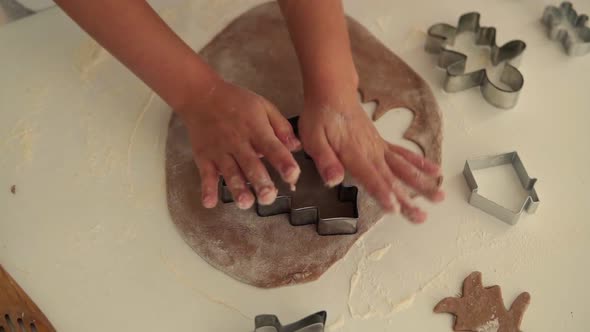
left=166, top=2, right=442, bottom=288
left=434, top=272, right=531, bottom=332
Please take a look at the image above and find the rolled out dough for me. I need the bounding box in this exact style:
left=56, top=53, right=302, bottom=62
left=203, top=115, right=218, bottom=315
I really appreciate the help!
left=165, top=2, right=442, bottom=288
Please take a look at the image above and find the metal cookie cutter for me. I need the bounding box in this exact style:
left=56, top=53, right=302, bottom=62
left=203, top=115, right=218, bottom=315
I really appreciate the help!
left=254, top=311, right=326, bottom=332
left=220, top=117, right=359, bottom=236
left=542, top=2, right=590, bottom=56
left=425, top=12, right=527, bottom=109
left=463, top=152, right=540, bottom=225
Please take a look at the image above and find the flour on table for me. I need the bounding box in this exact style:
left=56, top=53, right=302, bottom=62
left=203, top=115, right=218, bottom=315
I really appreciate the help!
left=326, top=314, right=345, bottom=331
left=75, top=39, right=111, bottom=82
left=367, top=244, right=392, bottom=261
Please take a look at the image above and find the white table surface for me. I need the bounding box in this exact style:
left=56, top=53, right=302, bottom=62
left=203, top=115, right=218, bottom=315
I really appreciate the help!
left=1, top=0, right=589, bottom=331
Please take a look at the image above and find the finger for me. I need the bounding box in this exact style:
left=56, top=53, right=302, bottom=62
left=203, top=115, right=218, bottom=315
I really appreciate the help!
left=265, top=102, right=302, bottom=151
left=386, top=151, right=445, bottom=202
left=391, top=177, right=428, bottom=224
left=194, top=157, right=219, bottom=208
left=216, top=155, right=255, bottom=209
left=387, top=144, right=441, bottom=175
left=252, top=136, right=300, bottom=189
left=305, top=132, right=345, bottom=187
left=341, top=153, right=394, bottom=212
left=234, top=144, right=280, bottom=205
left=375, top=160, right=400, bottom=214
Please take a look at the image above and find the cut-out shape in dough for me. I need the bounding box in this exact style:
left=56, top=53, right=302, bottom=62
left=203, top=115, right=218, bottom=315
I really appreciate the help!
left=434, top=271, right=531, bottom=332
left=165, top=2, right=442, bottom=288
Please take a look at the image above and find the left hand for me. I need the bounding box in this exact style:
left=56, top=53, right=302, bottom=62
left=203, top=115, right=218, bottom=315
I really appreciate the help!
left=299, top=85, right=444, bottom=223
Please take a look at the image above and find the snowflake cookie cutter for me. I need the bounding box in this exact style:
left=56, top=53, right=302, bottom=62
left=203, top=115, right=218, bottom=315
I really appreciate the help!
left=254, top=311, right=326, bottom=332
left=219, top=116, right=359, bottom=236
left=463, top=151, right=540, bottom=225
left=542, top=2, right=590, bottom=56
left=425, top=12, right=527, bottom=109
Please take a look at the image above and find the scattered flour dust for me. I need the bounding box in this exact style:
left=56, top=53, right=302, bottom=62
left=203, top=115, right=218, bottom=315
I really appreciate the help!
left=348, top=241, right=420, bottom=319
left=1, top=117, right=37, bottom=164
left=75, top=39, right=111, bottom=81
left=126, top=92, right=156, bottom=195
left=158, top=250, right=252, bottom=321
left=367, top=244, right=392, bottom=261
left=326, top=314, right=345, bottom=331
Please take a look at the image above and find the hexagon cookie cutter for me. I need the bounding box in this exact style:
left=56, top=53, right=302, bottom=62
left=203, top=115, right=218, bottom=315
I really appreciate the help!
left=542, top=2, right=590, bottom=56
left=463, top=152, right=540, bottom=225
left=425, top=12, right=527, bottom=109
left=219, top=116, right=359, bottom=236
left=254, top=311, right=326, bottom=332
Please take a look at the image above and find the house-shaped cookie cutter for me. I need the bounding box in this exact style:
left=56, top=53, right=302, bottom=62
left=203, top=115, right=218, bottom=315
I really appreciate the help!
left=254, top=311, right=326, bottom=332
left=463, top=152, right=540, bottom=225
left=542, top=2, right=590, bottom=56
left=219, top=116, right=359, bottom=236
left=425, top=12, right=527, bottom=109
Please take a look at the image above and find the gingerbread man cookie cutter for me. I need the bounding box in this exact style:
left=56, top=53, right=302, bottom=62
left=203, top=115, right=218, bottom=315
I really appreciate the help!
left=219, top=117, right=359, bottom=236
left=463, top=151, right=540, bottom=225
left=425, top=12, right=527, bottom=109
left=542, top=1, right=590, bottom=56
left=254, top=311, right=326, bottom=332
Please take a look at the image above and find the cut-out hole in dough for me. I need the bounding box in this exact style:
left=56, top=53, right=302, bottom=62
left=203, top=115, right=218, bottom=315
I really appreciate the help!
left=357, top=91, right=423, bottom=156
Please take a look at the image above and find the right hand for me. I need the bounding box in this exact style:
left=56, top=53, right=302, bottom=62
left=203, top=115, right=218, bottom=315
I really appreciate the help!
left=178, top=79, right=302, bottom=210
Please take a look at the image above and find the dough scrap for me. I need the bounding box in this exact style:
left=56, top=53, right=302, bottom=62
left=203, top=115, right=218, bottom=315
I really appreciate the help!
left=165, top=2, right=443, bottom=288
left=434, top=272, right=531, bottom=332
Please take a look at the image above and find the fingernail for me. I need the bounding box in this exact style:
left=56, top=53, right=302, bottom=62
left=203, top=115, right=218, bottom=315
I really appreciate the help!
left=287, top=134, right=302, bottom=151
left=324, top=167, right=344, bottom=187
left=282, top=165, right=301, bottom=183
left=257, top=186, right=277, bottom=205
left=237, top=193, right=254, bottom=210
left=410, top=210, right=427, bottom=224
left=432, top=190, right=445, bottom=202
left=202, top=194, right=216, bottom=208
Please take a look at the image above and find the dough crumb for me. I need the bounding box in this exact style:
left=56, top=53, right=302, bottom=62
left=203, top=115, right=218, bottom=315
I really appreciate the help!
left=10, top=185, right=16, bottom=194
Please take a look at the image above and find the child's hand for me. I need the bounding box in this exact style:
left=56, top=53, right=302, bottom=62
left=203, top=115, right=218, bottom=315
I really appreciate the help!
left=299, top=86, right=444, bottom=223
left=178, top=79, right=301, bottom=210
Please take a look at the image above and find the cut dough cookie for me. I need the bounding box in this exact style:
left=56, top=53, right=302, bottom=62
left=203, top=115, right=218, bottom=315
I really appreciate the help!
left=434, top=271, right=531, bottom=332
left=165, top=2, right=442, bottom=288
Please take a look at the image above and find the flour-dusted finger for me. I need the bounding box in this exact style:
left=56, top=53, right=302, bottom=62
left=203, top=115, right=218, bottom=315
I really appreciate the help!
left=387, top=143, right=441, bottom=175
left=391, top=177, right=427, bottom=224
left=386, top=151, right=444, bottom=202
left=194, top=157, right=219, bottom=208
left=252, top=136, right=300, bottom=190
left=265, top=103, right=302, bottom=151
left=216, top=154, right=256, bottom=209
left=305, top=131, right=345, bottom=187
left=234, top=144, right=280, bottom=205
left=341, top=151, right=394, bottom=212
left=375, top=159, right=400, bottom=214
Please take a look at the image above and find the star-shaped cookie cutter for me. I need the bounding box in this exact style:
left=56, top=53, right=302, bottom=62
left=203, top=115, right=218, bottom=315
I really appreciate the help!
left=542, top=2, right=590, bottom=56
left=254, top=311, right=326, bottom=332
left=425, top=12, right=527, bottom=109
left=463, top=151, right=540, bottom=225
left=219, top=116, right=359, bottom=236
